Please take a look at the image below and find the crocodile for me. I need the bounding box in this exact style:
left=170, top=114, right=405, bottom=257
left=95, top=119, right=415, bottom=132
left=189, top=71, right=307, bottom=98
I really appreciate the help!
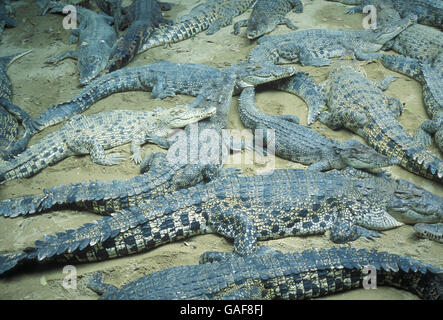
left=123, top=0, right=256, bottom=71
left=105, top=0, right=173, bottom=72
left=3, top=167, right=443, bottom=275
left=379, top=54, right=443, bottom=153
left=414, top=223, right=443, bottom=243
left=0, top=0, right=17, bottom=41
left=44, top=1, right=116, bottom=85
left=95, top=0, right=123, bottom=33
left=326, top=0, right=443, bottom=30
left=0, top=152, right=233, bottom=218
left=317, top=60, right=443, bottom=183
left=0, top=76, right=238, bottom=218
left=233, top=0, right=303, bottom=39
left=32, top=60, right=296, bottom=131
left=0, top=105, right=216, bottom=184
left=238, top=86, right=398, bottom=171
left=248, top=14, right=417, bottom=66
left=0, top=50, right=34, bottom=160
left=86, top=247, right=443, bottom=300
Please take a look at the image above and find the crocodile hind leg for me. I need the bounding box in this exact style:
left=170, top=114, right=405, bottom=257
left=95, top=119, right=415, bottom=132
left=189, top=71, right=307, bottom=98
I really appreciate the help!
left=67, top=137, right=126, bottom=165
left=210, top=209, right=258, bottom=256
left=47, top=50, right=78, bottom=64
left=387, top=97, right=403, bottom=118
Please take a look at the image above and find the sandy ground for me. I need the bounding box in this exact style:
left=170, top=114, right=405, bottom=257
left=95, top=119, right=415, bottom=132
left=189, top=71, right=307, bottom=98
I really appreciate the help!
left=0, top=0, right=442, bottom=300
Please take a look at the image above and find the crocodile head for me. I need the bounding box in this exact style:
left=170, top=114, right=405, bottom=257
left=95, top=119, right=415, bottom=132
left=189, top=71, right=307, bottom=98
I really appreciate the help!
left=154, top=105, right=217, bottom=128
left=338, top=139, right=398, bottom=170
left=371, top=14, right=417, bottom=45
left=233, top=62, right=297, bottom=88
left=78, top=53, right=110, bottom=86
left=386, top=179, right=443, bottom=224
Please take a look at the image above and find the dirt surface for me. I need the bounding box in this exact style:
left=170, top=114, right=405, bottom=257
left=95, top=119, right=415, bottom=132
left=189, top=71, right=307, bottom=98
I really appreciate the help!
left=0, top=0, right=442, bottom=300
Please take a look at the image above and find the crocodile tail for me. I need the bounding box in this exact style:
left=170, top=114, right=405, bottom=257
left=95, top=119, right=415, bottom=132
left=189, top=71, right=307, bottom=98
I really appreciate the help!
left=33, top=67, right=146, bottom=130
left=379, top=54, right=424, bottom=83
left=369, top=249, right=443, bottom=300
left=106, top=22, right=156, bottom=72
left=139, top=17, right=212, bottom=53
left=0, top=132, right=67, bottom=184
left=321, top=247, right=443, bottom=300
left=0, top=49, right=32, bottom=69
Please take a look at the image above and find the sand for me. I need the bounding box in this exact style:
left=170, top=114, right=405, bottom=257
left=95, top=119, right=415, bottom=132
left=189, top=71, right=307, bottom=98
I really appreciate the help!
left=0, top=0, right=442, bottom=300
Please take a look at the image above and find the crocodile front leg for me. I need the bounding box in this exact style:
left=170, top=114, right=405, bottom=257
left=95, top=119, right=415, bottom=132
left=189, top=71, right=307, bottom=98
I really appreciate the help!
left=47, top=50, right=79, bottom=64
left=416, top=120, right=439, bottom=147
left=210, top=209, right=258, bottom=256
left=232, top=19, right=247, bottom=35
left=67, top=137, right=126, bottom=165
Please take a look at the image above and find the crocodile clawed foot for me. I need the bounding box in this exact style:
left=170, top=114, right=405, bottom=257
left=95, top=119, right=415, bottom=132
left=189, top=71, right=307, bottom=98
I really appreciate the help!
left=105, top=153, right=126, bottom=165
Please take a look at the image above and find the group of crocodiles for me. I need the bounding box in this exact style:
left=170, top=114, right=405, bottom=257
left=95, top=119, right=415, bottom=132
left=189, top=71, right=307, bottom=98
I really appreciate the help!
left=0, top=0, right=442, bottom=300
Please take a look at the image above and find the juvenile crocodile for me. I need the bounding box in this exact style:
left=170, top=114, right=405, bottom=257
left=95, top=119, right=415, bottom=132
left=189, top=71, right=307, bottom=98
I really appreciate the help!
left=379, top=55, right=443, bottom=153
left=326, top=0, right=443, bottom=30
left=32, top=60, right=296, bottom=131
left=0, top=0, right=17, bottom=41
left=125, top=0, right=256, bottom=70
left=248, top=15, right=416, bottom=66
left=0, top=105, right=216, bottom=184
left=105, top=0, right=173, bottom=72
left=414, top=223, right=443, bottom=243
left=238, top=86, right=397, bottom=171
left=3, top=167, right=443, bottom=275
left=0, top=152, right=231, bottom=218
left=318, top=60, right=443, bottom=183
left=0, top=76, right=238, bottom=218
left=266, top=71, right=327, bottom=125
left=44, top=1, right=116, bottom=85
left=0, top=50, right=34, bottom=160
left=87, top=247, right=443, bottom=300
left=233, top=0, right=303, bottom=39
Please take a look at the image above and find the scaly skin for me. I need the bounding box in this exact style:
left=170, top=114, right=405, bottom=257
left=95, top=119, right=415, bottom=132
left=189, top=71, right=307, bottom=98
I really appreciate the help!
left=0, top=50, right=34, bottom=160
left=414, top=223, right=443, bottom=243
left=138, top=0, right=256, bottom=54
left=248, top=15, right=416, bottom=65
left=238, top=86, right=398, bottom=171
left=32, top=60, right=296, bottom=131
left=0, top=0, right=16, bottom=41
left=2, top=167, right=443, bottom=275
left=86, top=247, right=443, bottom=300
left=44, top=1, right=116, bottom=85
left=95, top=0, right=123, bottom=32
left=0, top=152, right=228, bottom=218
left=106, top=0, right=173, bottom=72
left=319, top=60, right=443, bottom=183
left=379, top=54, right=443, bottom=153
left=326, top=0, right=443, bottom=29
left=233, top=0, right=303, bottom=39
left=0, top=106, right=216, bottom=184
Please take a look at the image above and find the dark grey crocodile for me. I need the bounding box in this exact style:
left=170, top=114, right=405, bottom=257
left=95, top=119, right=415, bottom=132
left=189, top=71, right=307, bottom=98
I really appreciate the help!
left=414, top=223, right=443, bottom=243
left=238, top=86, right=398, bottom=171
left=268, top=71, right=328, bottom=125
left=3, top=167, right=443, bottom=275
left=87, top=247, right=443, bottom=300
left=327, top=0, right=443, bottom=30
left=0, top=152, right=231, bottom=218
left=131, top=0, right=256, bottom=67
left=0, top=50, right=34, bottom=160
left=105, top=0, right=173, bottom=72
left=379, top=55, right=443, bottom=154
left=32, top=60, right=296, bottom=131
left=233, top=0, right=303, bottom=39
left=248, top=15, right=416, bottom=66
left=44, top=1, right=116, bottom=85
left=95, top=0, right=123, bottom=32
left=0, top=0, right=17, bottom=41
left=0, top=105, right=215, bottom=184
left=318, top=60, right=443, bottom=183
